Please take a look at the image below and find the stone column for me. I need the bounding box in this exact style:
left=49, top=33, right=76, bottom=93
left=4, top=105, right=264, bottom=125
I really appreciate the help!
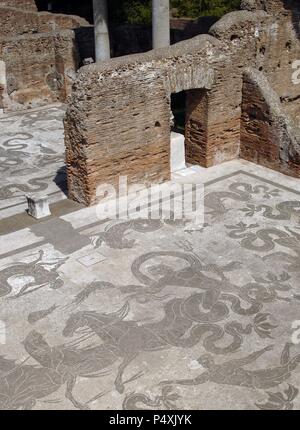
left=93, top=0, right=111, bottom=62
left=152, top=0, right=170, bottom=49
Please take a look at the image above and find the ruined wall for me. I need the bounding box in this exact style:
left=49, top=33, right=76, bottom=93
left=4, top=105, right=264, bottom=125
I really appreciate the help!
left=241, top=68, right=300, bottom=176
left=65, top=0, right=300, bottom=206
left=1, top=31, right=78, bottom=108
left=0, top=6, right=88, bottom=38
left=0, top=0, right=37, bottom=10
left=241, top=0, right=291, bottom=14
left=65, top=12, right=267, bottom=205
left=185, top=89, right=208, bottom=165
left=252, top=1, right=300, bottom=126
left=65, top=36, right=216, bottom=205
left=66, top=66, right=171, bottom=204
left=197, top=12, right=266, bottom=166
left=239, top=0, right=300, bottom=171
left=0, top=2, right=89, bottom=110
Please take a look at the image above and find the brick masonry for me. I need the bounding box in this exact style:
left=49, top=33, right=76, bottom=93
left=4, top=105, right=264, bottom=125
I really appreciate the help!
left=63, top=1, right=299, bottom=205
left=0, top=1, right=89, bottom=110
left=0, top=0, right=37, bottom=10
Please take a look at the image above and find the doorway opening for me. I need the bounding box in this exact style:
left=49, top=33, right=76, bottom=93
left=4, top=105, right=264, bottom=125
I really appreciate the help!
left=171, top=91, right=186, bottom=135
left=170, top=88, right=208, bottom=173
left=170, top=91, right=186, bottom=173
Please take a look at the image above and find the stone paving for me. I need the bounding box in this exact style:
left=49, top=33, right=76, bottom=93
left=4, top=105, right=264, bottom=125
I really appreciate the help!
left=0, top=105, right=67, bottom=220
left=1, top=130, right=300, bottom=409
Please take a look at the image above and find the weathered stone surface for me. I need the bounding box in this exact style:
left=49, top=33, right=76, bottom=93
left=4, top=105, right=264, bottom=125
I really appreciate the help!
left=3, top=160, right=300, bottom=410
left=65, top=36, right=219, bottom=205
left=0, top=0, right=37, bottom=10
left=26, top=193, right=51, bottom=219
left=0, top=31, right=79, bottom=109
left=65, top=0, right=300, bottom=206
left=241, top=68, right=300, bottom=177
left=0, top=6, right=88, bottom=38
left=0, top=1, right=89, bottom=111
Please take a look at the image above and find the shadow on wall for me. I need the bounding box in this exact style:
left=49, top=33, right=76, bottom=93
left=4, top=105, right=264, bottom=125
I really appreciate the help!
left=110, top=16, right=220, bottom=59
left=54, top=166, right=68, bottom=197
left=73, top=16, right=220, bottom=65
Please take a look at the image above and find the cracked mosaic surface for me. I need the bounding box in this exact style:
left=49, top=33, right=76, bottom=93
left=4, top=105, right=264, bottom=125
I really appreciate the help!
left=1, top=169, right=300, bottom=410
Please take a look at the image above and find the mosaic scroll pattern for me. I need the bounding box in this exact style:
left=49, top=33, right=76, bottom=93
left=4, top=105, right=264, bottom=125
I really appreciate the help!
left=0, top=172, right=300, bottom=410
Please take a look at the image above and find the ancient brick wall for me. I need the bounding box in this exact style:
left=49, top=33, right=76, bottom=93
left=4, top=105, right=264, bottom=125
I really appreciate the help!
left=251, top=3, right=300, bottom=127
left=65, top=61, right=172, bottom=204
left=65, top=0, right=300, bottom=206
left=1, top=31, right=78, bottom=108
left=185, top=89, right=208, bottom=166
left=65, top=36, right=217, bottom=205
left=239, top=0, right=300, bottom=170
left=0, top=0, right=37, bottom=10
left=0, top=6, right=88, bottom=38
left=241, top=68, right=300, bottom=176
left=0, top=3, right=89, bottom=110
left=65, top=12, right=266, bottom=204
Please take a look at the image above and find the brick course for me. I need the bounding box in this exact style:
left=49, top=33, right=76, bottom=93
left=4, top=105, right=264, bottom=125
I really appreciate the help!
left=64, top=0, right=300, bottom=205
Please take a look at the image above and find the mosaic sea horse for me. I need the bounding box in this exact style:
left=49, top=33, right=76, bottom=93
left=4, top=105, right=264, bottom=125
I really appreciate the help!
left=0, top=330, right=121, bottom=410
left=63, top=296, right=257, bottom=394
left=21, top=330, right=123, bottom=410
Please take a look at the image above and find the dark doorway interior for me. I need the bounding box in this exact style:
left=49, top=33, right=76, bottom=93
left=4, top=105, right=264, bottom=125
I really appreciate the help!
left=171, top=88, right=208, bottom=167
left=171, top=91, right=186, bottom=134
left=35, top=0, right=93, bottom=23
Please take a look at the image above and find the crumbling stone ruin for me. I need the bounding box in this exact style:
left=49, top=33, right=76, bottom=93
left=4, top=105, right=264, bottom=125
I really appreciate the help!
left=65, top=0, right=300, bottom=206
left=0, top=0, right=90, bottom=111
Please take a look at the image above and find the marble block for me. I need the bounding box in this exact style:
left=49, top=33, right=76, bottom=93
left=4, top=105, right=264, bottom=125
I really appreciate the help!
left=26, top=193, right=51, bottom=219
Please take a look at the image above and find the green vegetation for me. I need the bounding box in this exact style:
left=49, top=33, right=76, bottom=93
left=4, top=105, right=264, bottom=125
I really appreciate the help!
left=171, top=0, right=241, bottom=18
left=110, top=1, right=151, bottom=25
left=109, top=0, right=241, bottom=24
